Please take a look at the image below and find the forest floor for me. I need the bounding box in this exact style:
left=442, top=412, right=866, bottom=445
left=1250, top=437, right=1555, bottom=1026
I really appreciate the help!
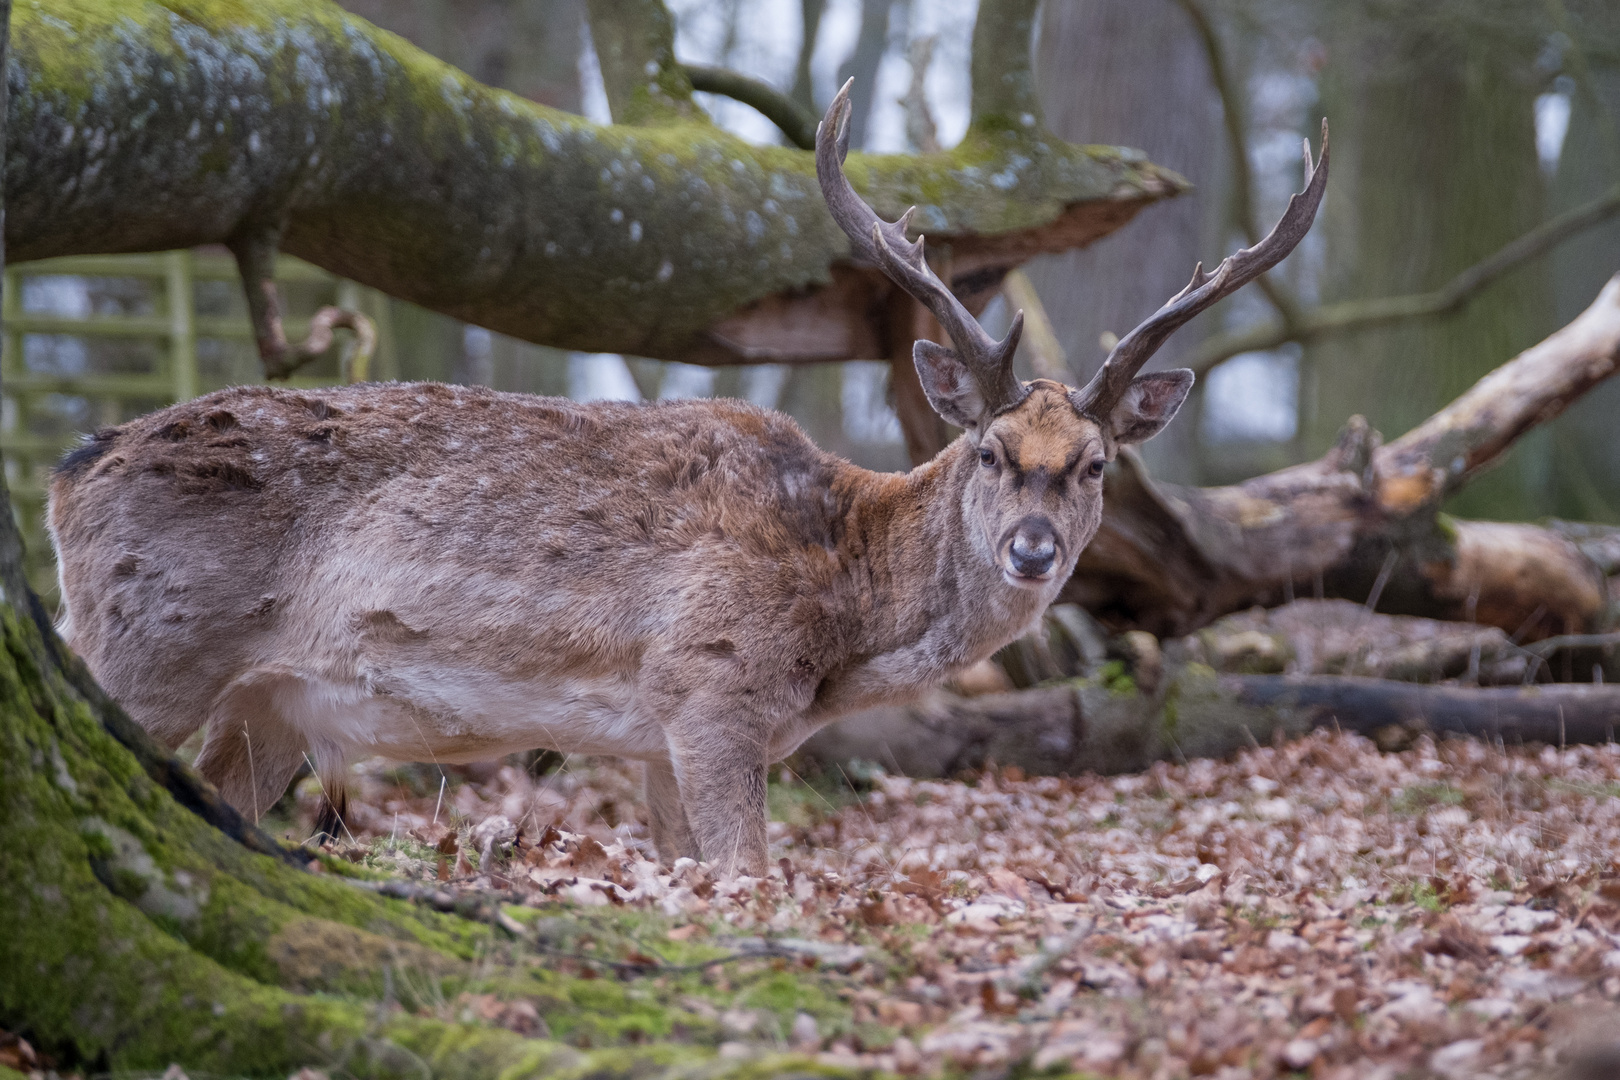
left=12, top=732, right=1615, bottom=1080
left=216, top=729, right=1620, bottom=1080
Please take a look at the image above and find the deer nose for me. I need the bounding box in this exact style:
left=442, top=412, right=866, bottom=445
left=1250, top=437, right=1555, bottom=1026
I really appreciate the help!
left=1007, top=520, right=1058, bottom=579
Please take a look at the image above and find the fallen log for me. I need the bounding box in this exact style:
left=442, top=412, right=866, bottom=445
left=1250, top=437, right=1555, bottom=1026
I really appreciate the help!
left=802, top=667, right=1620, bottom=780
left=1063, top=274, right=1620, bottom=640
left=6, top=0, right=1179, bottom=373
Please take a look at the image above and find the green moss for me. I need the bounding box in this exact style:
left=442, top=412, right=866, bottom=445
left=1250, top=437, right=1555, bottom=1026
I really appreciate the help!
left=767, top=772, right=857, bottom=828
left=1160, top=681, right=1180, bottom=738
left=1097, top=660, right=1138, bottom=696
left=733, top=969, right=849, bottom=1035
left=1390, top=783, right=1466, bottom=815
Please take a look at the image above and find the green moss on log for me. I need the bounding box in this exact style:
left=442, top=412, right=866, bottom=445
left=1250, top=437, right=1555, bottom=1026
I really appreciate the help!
left=5, top=0, right=1181, bottom=362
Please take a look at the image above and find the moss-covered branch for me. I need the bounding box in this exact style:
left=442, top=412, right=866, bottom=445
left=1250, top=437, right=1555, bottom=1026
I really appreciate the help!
left=5, top=0, right=1182, bottom=366
left=683, top=63, right=818, bottom=150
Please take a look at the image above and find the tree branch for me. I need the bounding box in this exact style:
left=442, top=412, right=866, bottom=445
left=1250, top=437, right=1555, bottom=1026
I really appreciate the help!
left=901, top=34, right=941, bottom=153
left=584, top=0, right=702, bottom=125
left=790, top=0, right=825, bottom=113
left=682, top=64, right=818, bottom=150
left=1189, top=184, right=1620, bottom=375
left=1376, top=271, right=1620, bottom=510
left=227, top=227, right=377, bottom=381
left=1002, top=268, right=1068, bottom=380
left=1055, top=279, right=1620, bottom=640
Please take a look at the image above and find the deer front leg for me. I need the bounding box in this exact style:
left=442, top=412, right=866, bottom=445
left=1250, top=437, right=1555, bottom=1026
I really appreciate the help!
left=644, top=757, right=698, bottom=864
left=665, top=719, right=769, bottom=878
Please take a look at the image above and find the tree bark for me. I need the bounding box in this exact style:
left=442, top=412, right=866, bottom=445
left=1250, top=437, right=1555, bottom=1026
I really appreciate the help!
left=4, top=0, right=1182, bottom=369
left=1021, top=0, right=1225, bottom=485
left=1060, top=274, right=1620, bottom=639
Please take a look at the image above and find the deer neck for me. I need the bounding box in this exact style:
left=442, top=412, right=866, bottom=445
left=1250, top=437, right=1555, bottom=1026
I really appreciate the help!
left=834, top=437, right=1055, bottom=683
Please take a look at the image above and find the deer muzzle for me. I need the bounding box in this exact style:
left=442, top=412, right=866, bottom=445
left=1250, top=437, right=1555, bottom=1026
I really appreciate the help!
left=1004, top=517, right=1060, bottom=584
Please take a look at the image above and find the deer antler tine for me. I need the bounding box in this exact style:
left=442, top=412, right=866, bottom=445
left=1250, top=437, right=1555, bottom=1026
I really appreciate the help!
left=1074, top=120, right=1330, bottom=421
left=816, top=80, right=1026, bottom=418
left=1172, top=262, right=1209, bottom=303
left=1003, top=309, right=1026, bottom=359
left=834, top=78, right=854, bottom=162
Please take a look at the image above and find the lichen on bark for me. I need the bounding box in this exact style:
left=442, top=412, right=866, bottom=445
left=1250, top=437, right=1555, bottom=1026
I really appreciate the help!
left=5, top=0, right=1182, bottom=364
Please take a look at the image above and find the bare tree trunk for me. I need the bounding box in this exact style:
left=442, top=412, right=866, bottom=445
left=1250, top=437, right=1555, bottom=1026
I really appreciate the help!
left=1547, top=53, right=1620, bottom=521
left=835, top=0, right=900, bottom=151
left=1023, top=0, right=1225, bottom=485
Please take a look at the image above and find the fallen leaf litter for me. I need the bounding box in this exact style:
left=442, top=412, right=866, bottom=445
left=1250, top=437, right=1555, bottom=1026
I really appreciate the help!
left=292, top=729, right=1620, bottom=1078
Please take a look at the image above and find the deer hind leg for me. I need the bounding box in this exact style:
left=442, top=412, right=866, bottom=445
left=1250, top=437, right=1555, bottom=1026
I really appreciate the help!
left=665, top=720, right=769, bottom=878
left=644, top=758, right=698, bottom=864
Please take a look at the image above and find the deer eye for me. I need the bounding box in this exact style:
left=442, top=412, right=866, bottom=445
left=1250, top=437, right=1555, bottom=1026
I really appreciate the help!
left=1086, top=459, right=1106, bottom=479
left=979, top=447, right=997, bottom=468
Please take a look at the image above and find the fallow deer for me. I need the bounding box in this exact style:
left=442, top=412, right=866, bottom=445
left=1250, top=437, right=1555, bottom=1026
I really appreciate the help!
left=48, top=83, right=1327, bottom=875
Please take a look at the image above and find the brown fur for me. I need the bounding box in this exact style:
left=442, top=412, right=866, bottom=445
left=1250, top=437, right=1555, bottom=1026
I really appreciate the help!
left=50, top=376, right=1179, bottom=874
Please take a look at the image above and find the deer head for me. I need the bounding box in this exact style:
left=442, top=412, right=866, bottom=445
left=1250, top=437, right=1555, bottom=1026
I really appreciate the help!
left=817, top=79, right=1327, bottom=585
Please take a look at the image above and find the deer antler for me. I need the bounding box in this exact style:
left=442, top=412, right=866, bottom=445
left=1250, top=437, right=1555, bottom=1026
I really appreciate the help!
left=816, top=79, right=1027, bottom=419
left=1072, top=119, right=1330, bottom=421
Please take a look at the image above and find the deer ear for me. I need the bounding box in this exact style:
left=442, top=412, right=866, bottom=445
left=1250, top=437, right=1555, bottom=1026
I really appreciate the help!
left=913, top=341, right=989, bottom=431
left=1106, top=369, right=1194, bottom=446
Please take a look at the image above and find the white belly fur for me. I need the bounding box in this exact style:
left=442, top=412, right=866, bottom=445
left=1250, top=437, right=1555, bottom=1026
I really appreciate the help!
left=270, top=666, right=672, bottom=765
